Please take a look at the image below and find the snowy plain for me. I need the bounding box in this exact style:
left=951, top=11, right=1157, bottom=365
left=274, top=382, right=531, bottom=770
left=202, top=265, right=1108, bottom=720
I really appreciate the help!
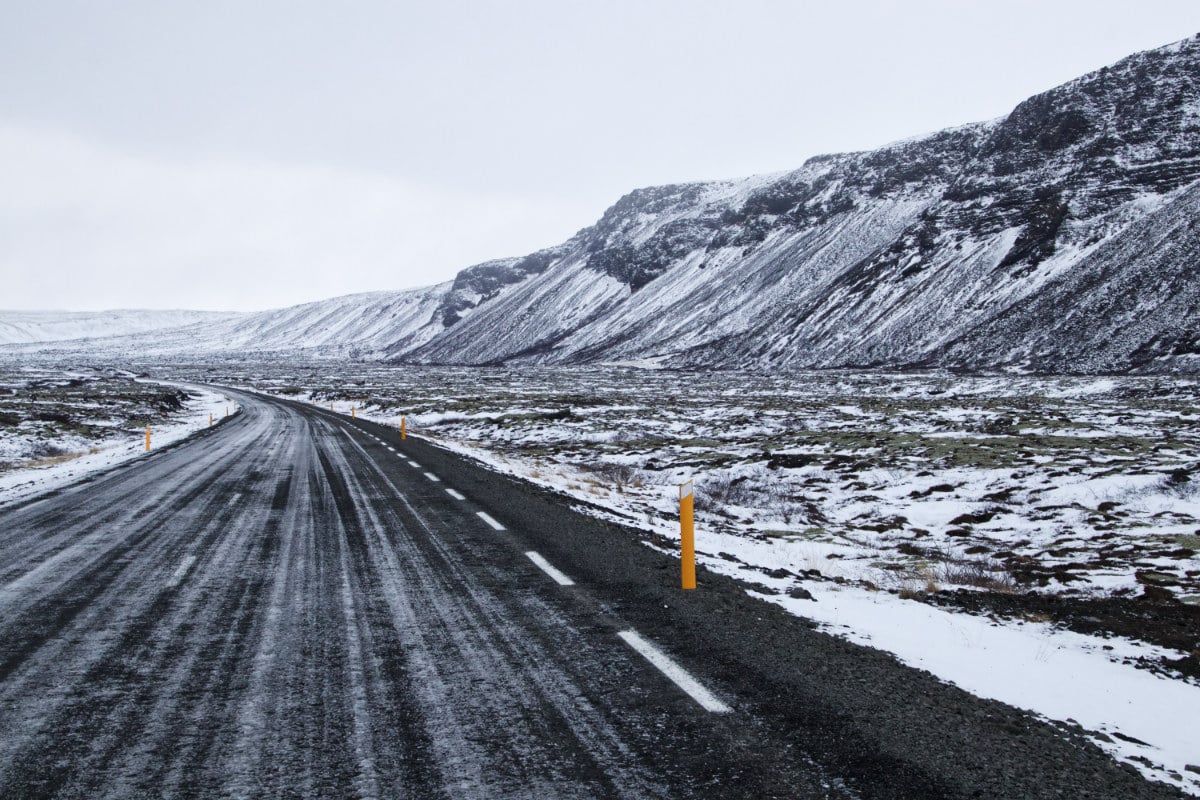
left=3, top=361, right=1197, bottom=793
left=223, top=365, right=1200, bottom=795
left=0, top=375, right=235, bottom=510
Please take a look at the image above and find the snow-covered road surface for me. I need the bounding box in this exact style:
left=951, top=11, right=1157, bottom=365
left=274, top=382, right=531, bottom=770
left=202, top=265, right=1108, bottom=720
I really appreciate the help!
left=0, top=392, right=1187, bottom=798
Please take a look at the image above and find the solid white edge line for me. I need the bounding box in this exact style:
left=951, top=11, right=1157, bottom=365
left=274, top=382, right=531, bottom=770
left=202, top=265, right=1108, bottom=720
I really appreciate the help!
left=476, top=511, right=505, bottom=531
left=445, top=488, right=466, bottom=500
left=617, top=629, right=731, bottom=713
left=524, top=551, right=575, bottom=586
left=424, top=472, right=441, bottom=482
left=407, top=460, right=421, bottom=468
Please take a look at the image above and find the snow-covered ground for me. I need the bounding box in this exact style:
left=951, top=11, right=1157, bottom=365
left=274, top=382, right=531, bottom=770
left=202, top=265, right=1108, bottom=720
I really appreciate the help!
left=8, top=362, right=1197, bottom=792
left=0, top=309, right=239, bottom=345
left=0, top=374, right=235, bottom=509
left=412, top=426, right=1200, bottom=792
left=755, top=583, right=1200, bottom=790
left=233, top=365, right=1199, bottom=795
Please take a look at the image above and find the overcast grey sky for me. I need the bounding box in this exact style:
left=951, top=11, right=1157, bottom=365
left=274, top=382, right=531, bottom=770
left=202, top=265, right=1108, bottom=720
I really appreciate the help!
left=3, top=1, right=1200, bottom=312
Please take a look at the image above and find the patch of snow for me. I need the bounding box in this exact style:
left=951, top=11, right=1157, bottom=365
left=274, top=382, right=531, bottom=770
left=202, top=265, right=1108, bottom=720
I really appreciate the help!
left=752, top=585, right=1200, bottom=793
left=0, top=382, right=234, bottom=508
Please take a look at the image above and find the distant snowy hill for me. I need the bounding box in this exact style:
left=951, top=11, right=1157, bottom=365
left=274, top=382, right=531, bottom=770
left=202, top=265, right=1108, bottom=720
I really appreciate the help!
left=0, top=288, right=450, bottom=360
left=0, top=310, right=239, bottom=345
left=4, top=33, right=1199, bottom=373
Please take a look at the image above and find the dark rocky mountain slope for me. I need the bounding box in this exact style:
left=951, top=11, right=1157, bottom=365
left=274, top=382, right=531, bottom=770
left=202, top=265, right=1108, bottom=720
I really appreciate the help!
left=399, top=33, right=1200, bottom=373
left=5, top=34, right=1198, bottom=373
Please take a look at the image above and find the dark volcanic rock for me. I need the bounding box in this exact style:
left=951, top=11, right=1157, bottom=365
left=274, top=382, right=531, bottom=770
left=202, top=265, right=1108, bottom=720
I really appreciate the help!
left=399, top=34, right=1200, bottom=373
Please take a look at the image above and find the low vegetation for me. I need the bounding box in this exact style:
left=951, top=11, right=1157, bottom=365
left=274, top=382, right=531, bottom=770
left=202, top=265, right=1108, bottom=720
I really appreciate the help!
left=207, top=365, right=1199, bottom=608
left=0, top=366, right=193, bottom=471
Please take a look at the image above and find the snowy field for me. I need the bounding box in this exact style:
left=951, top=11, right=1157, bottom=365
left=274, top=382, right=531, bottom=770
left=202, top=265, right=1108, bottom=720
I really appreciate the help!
left=209, top=363, right=1199, bottom=793
left=6, top=360, right=1199, bottom=792
left=0, top=366, right=234, bottom=508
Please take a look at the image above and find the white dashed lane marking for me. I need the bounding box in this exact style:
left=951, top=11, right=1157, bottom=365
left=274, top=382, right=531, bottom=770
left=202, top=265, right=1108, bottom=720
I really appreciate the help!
left=424, top=472, right=441, bottom=482
left=445, top=488, right=465, bottom=500
left=407, top=460, right=421, bottom=468
left=476, top=512, right=505, bottom=531
left=617, top=630, right=731, bottom=713
left=524, top=551, right=574, bottom=586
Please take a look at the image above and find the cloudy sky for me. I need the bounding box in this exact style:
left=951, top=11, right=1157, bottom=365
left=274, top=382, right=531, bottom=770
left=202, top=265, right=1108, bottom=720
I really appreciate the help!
left=3, top=1, right=1200, bottom=312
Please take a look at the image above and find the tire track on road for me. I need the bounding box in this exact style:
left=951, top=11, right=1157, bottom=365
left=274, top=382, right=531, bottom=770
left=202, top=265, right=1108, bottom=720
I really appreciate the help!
left=0, top=400, right=293, bottom=796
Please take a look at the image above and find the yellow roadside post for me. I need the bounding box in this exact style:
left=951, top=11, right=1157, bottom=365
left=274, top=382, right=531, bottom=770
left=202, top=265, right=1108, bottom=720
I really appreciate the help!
left=680, top=479, right=696, bottom=589
left=145, top=425, right=151, bottom=452
left=209, top=413, right=213, bottom=427
left=352, top=406, right=356, bottom=419
left=400, top=416, right=406, bottom=440
left=225, top=406, right=229, bottom=417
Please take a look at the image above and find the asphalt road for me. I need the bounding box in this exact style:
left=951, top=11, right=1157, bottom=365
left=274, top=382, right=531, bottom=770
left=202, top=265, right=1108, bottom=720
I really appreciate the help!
left=0, top=391, right=1184, bottom=799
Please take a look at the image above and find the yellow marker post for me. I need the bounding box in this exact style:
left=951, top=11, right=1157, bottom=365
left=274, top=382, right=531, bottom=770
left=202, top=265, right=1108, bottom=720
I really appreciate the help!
left=145, top=425, right=151, bottom=452
left=225, top=406, right=229, bottom=417
left=352, top=406, right=356, bottom=419
left=400, top=416, right=406, bottom=440
left=209, top=413, right=213, bottom=427
left=680, top=480, right=695, bottom=590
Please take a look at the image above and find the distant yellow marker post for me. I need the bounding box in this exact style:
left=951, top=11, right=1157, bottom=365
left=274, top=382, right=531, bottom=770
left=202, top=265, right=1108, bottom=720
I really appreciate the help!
left=351, top=406, right=356, bottom=419
left=680, top=480, right=695, bottom=590
left=209, top=413, right=213, bottom=427
left=145, top=425, right=151, bottom=452
left=400, top=416, right=406, bottom=440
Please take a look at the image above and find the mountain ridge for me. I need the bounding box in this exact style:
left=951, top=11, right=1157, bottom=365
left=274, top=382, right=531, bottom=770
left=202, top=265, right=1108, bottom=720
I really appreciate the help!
left=0, top=309, right=240, bottom=346
left=4, top=33, right=1199, bottom=374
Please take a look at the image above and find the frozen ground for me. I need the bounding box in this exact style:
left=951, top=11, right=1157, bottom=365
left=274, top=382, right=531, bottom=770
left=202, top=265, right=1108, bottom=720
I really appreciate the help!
left=6, top=360, right=1199, bottom=793
left=0, top=366, right=234, bottom=508
left=231, top=368, right=1199, bottom=597
left=208, top=364, right=1199, bottom=794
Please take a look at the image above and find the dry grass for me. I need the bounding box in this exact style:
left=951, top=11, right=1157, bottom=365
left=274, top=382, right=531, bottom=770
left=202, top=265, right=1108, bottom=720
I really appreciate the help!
left=22, top=451, right=84, bottom=469
left=938, top=558, right=1019, bottom=593
left=580, top=462, right=645, bottom=491
left=694, top=474, right=758, bottom=511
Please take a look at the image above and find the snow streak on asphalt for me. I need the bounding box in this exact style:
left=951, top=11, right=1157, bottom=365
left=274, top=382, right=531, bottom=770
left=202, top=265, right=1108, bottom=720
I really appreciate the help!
left=0, top=394, right=862, bottom=799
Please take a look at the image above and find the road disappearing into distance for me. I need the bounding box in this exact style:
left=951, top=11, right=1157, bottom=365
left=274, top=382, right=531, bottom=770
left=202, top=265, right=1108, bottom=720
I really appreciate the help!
left=0, top=391, right=1183, bottom=799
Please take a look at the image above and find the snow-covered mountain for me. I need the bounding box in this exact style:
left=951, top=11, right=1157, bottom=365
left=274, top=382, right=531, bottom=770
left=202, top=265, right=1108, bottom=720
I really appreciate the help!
left=399, top=33, right=1200, bottom=373
left=0, top=310, right=239, bottom=345
left=5, top=33, right=1199, bottom=373
left=0, top=288, right=450, bottom=360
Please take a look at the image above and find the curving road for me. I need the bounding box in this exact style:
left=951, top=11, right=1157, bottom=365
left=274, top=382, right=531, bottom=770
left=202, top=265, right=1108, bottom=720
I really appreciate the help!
left=0, top=391, right=1184, bottom=799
